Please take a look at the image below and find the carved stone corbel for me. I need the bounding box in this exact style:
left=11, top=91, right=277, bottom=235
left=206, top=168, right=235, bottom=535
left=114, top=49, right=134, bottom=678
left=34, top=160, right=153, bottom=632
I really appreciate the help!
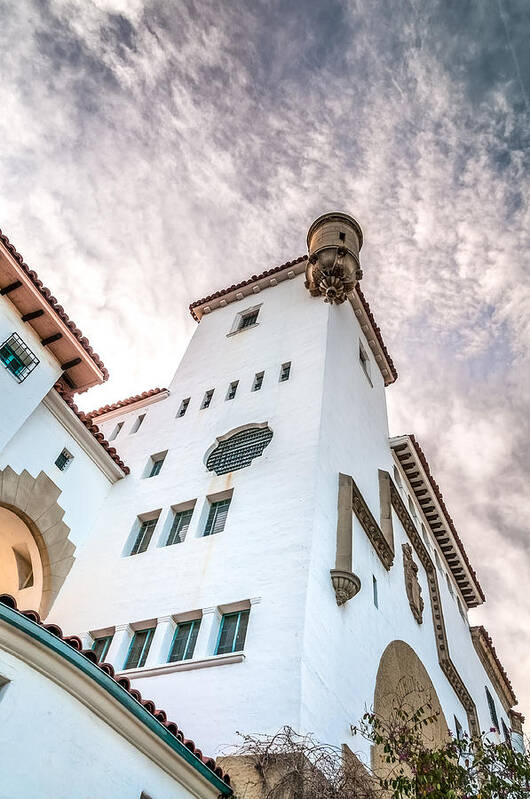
left=331, top=473, right=361, bottom=606
left=330, top=569, right=361, bottom=606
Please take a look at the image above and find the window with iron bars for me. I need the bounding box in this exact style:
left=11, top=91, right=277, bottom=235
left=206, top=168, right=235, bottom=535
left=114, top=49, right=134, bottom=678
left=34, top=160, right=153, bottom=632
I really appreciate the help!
left=252, top=372, right=264, bottom=391
left=206, top=426, right=273, bottom=475
left=55, top=448, right=74, bottom=471
left=226, top=381, right=239, bottom=400
left=0, top=333, right=39, bottom=382
left=238, top=310, right=259, bottom=330
left=279, top=362, right=291, bottom=381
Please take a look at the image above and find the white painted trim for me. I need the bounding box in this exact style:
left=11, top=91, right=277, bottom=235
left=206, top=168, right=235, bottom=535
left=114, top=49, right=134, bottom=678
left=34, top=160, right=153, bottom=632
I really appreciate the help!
left=43, top=390, right=126, bottom=483
left=118, top=652, right=245, bottom=679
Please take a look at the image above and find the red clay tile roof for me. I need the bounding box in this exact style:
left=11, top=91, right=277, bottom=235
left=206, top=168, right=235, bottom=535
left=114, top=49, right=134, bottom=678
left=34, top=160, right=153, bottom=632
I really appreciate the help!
left=54, top=383, right=129, bottom=475
left=189, top=255, right=398, bottom=383
left=0, top=228, right=108, bottom=381
left=471, top=625, right=518, bottom=708
left=0, top=593, right=231, bottom=788
left=409, top=434, right=485, bottom=604
left=86, top=387, right=168, bottom=420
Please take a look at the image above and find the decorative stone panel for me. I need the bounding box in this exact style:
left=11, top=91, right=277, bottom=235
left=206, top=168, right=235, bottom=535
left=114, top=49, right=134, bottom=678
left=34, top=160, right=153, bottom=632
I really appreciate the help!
left=402, top=543, right=424, bottom=624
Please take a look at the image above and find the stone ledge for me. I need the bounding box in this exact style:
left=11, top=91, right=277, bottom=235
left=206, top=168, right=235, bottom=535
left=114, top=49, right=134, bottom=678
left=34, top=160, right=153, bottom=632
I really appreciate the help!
left=117, top=652, right=245, bottom=679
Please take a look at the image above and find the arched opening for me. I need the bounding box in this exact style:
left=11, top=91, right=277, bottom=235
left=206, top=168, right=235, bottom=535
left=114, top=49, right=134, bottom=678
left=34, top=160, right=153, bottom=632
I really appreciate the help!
left=0, top=506, right=44, bottom=612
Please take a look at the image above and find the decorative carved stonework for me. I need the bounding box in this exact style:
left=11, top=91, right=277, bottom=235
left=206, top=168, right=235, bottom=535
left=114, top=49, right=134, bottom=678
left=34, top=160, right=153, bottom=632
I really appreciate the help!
left=330, top=569, right=361, bottom=606
left=305, top=212, right=363, bottom=305
left=402, top=543, right=424, bottom=624
left=351, top=478, right=394, bottom=570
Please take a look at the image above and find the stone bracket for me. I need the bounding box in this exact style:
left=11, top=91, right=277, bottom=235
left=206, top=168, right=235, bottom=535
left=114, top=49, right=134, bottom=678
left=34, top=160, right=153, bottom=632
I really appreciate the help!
left=330, top=569, right=361, bottom=606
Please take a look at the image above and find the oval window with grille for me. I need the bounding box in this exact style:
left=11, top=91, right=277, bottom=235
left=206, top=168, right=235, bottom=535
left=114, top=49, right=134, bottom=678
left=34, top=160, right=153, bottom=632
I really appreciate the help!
left=206, top=425, right=273, bottom=475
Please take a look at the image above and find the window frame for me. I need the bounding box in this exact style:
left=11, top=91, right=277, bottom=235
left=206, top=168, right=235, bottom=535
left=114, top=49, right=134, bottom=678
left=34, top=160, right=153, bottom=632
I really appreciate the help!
left=226, top=380, right=239, bottom=400
left=167, top=618, right=201, bottom=663
left=109, top=421, right=124, bottom=441
left=0, top=333, right=39, bottom=382
left=215, top=610, right=250, bottom=655
left=166, top=506, right=194, bottom=546
left=372, top=575, right=379, bottom=608
left=129, top=515, right=160, bottom=555
left=252, top=371, right=264, bottom=391
left=177, top=397, right=190, bottom=417
left=279, top=362, right=291, bottom=382
left=359, top=340, right=372, bottom=385
left=124, top=627, right=155, bottom=670
left=201, top=389, right=214, bottom=409
left=55, top=448, right=74, bottom=472
left=130, top=413, right=146, bottom=434
left=202, top=497, right=232, bottom=537
left=227, top=304, right=262, bottom=336
left=92, top=634, right=113, bottom=663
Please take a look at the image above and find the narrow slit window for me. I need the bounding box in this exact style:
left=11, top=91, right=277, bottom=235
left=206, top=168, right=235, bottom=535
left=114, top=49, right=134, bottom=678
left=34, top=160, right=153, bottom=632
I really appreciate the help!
left=445, top=572, right=454, bottom=597
left=0, top=333, right=39, bottom=382
left=168, top=619, right=201, bottom=662
left=166, top=508, right=194, bottom=546
left=421, top=523, right=430, bottom=551
left=372, top=575, right=378, bottom=608
left=55, top=448, right=74, bottom=472
left=226, top=381, right=239, bottom=401
left=454, top=715, right=463, bottom=741
left=393, top=465, right=403, bottom=489
left=130, top=517, right=159, bottom=555
left=433, top=549, right=441, bottom=570
left=359, top=341, right=372, bottom=383
left=215, top=610, right=250, bottom=655
left=408, top=496, right=418, bottom=522
left=92, top=635, right=113, bottom=663
left=130, top=414, right=146, bottom=434
left=148, top=454, right=166, bottom=478
left=238, top=310, right=259, bottom=330
left=177, top=398, right=190, bottom=417
left=109, top=421, right=124, bottom=441
left=486, top=687, right=499, bottom=731
left=201, top=389, right=214, bottom=409
left=124, top=628, right=155, bottom=669
left=279, top=362, right=291, bottom=382
left=203, top=498, right=231, bottom=536
left=252, top=371, right=264, bottom=391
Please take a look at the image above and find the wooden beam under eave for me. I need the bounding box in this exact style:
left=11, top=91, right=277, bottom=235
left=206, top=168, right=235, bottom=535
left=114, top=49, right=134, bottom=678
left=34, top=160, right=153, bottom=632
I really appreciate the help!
left=61, top=357, right=82, bottom=371
left=41, top=333, right=63, bottom=346
left=22, top=309, right=45, bottom=322
left=0, top=280, right=22, bottom=295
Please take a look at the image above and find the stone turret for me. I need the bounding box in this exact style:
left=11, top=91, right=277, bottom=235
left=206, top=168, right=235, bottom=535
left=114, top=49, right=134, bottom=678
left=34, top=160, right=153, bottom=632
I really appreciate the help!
left=305, top=212, right=363, bottom=304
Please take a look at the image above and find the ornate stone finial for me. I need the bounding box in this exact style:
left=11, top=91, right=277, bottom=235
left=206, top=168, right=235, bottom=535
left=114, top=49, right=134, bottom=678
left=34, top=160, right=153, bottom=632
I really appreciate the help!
left=305, top=212, right=363, bottom=304
left=402, top=543, right=424, bottom=624
left=330, top=569, right=361, bottom=606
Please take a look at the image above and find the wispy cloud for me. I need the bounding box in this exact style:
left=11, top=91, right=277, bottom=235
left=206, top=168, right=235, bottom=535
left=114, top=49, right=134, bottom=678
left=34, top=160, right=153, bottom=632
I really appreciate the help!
left=0, top=0, right=529, bottom=723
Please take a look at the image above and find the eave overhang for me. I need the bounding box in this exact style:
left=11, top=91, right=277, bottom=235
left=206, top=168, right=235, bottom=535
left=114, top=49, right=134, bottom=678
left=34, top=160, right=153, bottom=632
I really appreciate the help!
left=470, top=625, right=517, bottom=712
left=88, top=388, right=170, bottom=423
left=0, top=230, right=108, bottom=393
left=390, top=434, right=485, bottom=608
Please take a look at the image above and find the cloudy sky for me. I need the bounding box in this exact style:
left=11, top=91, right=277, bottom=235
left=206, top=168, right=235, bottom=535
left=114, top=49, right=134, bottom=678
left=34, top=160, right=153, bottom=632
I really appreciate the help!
left=1, top=0, right=529, bottom=726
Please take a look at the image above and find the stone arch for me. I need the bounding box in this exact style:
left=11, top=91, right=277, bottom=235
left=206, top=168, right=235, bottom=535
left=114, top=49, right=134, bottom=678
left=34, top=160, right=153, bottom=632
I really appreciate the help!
left=0, top=466, right=75, bottom=618
left=372, top=640, right=448, bottom=770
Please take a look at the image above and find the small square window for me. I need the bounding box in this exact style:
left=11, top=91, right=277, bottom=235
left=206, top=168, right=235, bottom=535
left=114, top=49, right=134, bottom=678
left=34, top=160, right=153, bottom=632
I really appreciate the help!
left=166, top=508, right=194, bottom=545
left=124, top=628, right=155, bottom=669
left=168, top=619, right=201, bottom=662
left=252, top=371, right=264, bottom=391
left=129, top=516, right=159, bottom=555
left=177, top=397, right=190, bottom=417
left=201, top=389, right=214, bottom=409
left=226, top=380, right=239, bottom=400
left=372, top=575, right=378, bottom=608
left=92, top=635, right=113, bottom=663
left=279, top=362, right=291, bottom=382
left=109, top=421, right=124, bottom=441
left=238, top=309, right=259, bottom=330
left=203, top=498, right=231, bottom=536
left=359, top=341, right=372, bottom=384
left=215, top=610, right=249, bottom=655
left=0, top=333, right=39, bottom=382
left=147, top=454, right=166, bottom=478
left=130, top=414, right=146, bottom=434
left=55, top=448, right=74, bottom=472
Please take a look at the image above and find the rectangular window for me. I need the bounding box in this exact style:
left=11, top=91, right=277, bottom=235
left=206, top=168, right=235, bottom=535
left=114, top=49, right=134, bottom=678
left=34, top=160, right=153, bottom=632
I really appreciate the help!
left=434, top=549, right=441, bottom=570
left=454, top=715, right=463, bottom=741
left=55, top=448, right=74, bottom=472
left=92, top=635, right=113, bottom=663
left=130, top=517, right=159, bottom=555
left=408, top=496, right=418, bottom=522
left=148, top=454, right=166, bottom=478
left=0, top=333, right=39, bottom=382
left=486, top=687, right=499, bottom=731
left=130, top=414, right=146, bottom=434
left=252, top=371, right=264, bottom=391
left=168, top=619, right=201, bottom=662
left=226, top=380, right=239, bottom=400
left=279, top=362, right=291, bottom=382
left=124, top=628, right=155, bottom=670
left=372, top=575, right=378, bottom=608
left=445, top=572, right=454, bottom=597
left=238, top=309, right=259, bottom=330
left=109, top=421, right=124, bottom=441
left=201, top=389, right=214, bottom=409
left=359, top=341, right=372, bottom=383
left=177, top=398, right=190, bottom=417
left=203, top=498, right=231, bottom=536
left=215, top=610, right=249, bottom=655
left=166, top=508, right=194, bottom=546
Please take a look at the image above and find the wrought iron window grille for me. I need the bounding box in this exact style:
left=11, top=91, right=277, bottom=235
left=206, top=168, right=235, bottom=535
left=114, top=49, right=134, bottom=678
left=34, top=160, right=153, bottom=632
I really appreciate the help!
left=206, top=426, right=273, bottom=475
left=0, top=333, right=39, bottom=382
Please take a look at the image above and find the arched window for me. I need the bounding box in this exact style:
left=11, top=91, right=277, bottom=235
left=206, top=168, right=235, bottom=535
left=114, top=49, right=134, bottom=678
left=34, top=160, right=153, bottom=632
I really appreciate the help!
left=206, top=424, right=273, bottom=475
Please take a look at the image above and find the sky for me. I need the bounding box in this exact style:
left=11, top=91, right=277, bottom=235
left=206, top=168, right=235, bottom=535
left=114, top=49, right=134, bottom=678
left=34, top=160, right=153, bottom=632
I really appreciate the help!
left=0, top=0, right=529, bottom=728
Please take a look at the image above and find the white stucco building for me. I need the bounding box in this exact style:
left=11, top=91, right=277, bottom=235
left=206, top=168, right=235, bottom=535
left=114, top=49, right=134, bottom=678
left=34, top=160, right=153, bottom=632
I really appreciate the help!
left=0, top=213, right=525, bottom=794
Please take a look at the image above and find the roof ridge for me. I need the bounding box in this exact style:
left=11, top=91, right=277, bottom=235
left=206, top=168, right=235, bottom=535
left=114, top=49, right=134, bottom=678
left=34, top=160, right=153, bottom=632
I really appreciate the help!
left=86, top=387, right=168, bottom=419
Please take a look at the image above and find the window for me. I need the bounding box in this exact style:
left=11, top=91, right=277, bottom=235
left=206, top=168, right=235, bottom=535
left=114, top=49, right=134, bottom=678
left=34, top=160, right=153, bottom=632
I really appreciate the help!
left=393, top=465, right=403, bottom=490
left=485, top=687, right=499, bottom=731
left=177, top=398, right=190, bottom=417
left=433, top=548, right=441, bottom=570
left=130, top=414, right=146, bottom=434
left=206, top=426, right=273, bottom=475
left=238, top=309, right=259, bottom=330
left=166, top=508, right=194, bottom=546
left=445, top=572, right=454, bottom=597
left=408, top=496, right=418, bottom=523
left=201, top=389, right=214, bottom=409
left=226, top=380, right=239, bottom=400
left=421, top=523, right=431, bottom=551
left=203, top=498, right=231, bottom=536
left=124, top=628, right=155, bottom=669
left=501, top=719, right=512, bottom=748
left=215, top=610, right=249, bottom=655
left=92, top=635, right=113, bottom=663
left=372, top=575, right=378, bottom=608
left=130, top=517, right=159, bottom=555
left=109, top=421, right=124, bottom=441
left=252, top=371, right=264, bottom=391
left=168, top=619, right=201, bottom=662
left=0, top=333, right=39, bottom=382
left=359, top=341, right=371, bottom=383
left=147, top=453, right=166, bottom=478
left=454, top=715, right=463, bottom=741
left=456, top=596, right=467, bottom=622
left=55, top=448, right=74, bottom=472
left=279, top=362, right=291, bottom=382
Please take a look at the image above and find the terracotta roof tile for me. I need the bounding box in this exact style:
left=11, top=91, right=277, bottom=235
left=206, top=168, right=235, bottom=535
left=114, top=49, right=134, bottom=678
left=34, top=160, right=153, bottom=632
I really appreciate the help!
left=87, top=388, right=168, bottom=419
left=0, top=594, right=231, bottom=788
left=54, top=383, right=130, bottom=475
left=356, top=284, right=398, bottom=383
left=471, top=624, right=518, bottom=708
left=0, top=228, right=108, bottom=381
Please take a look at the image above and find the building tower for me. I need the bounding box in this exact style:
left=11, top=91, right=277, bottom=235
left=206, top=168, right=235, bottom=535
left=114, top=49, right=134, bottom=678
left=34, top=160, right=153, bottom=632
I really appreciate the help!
left=0, top=213, right=524, bottom=786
